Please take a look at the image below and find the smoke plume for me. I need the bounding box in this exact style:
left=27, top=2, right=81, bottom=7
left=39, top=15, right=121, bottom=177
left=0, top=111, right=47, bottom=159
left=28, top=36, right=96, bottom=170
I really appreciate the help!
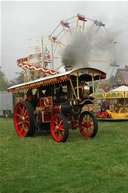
left=62, top=33, right=91, bottom=69
left=61, top=26, right=126, bottom=77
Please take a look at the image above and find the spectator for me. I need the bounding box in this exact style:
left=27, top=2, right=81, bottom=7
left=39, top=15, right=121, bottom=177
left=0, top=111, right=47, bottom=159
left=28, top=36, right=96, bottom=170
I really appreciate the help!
left=101, top=99, right=109, bottom=112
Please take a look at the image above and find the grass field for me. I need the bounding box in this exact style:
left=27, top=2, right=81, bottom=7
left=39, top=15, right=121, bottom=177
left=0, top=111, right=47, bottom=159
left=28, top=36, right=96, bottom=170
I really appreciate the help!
left=0, top=117, right=128, bottom=193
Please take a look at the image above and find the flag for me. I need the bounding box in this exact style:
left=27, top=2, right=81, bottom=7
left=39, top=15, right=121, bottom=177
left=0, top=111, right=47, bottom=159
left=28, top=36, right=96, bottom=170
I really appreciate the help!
left=45, top=47, right=50, bottom=59
left=77, top=14, right=87, bottom=22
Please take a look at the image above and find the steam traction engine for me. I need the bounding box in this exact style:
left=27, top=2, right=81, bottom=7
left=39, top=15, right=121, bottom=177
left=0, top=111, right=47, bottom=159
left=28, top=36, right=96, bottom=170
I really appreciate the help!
left=8, top=67, right=106, bottom=142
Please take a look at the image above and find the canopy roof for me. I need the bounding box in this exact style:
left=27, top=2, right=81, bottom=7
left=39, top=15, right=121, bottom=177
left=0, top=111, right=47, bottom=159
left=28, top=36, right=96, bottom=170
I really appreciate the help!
left=94, top=86, right=128, bottom=99
left=106, top=86, right=128, bottom=98
left=8, top=67, right=106, bottom=93
left=111, top=86, right=128, bottom=92
left=119, top=69, right=128, bottom=85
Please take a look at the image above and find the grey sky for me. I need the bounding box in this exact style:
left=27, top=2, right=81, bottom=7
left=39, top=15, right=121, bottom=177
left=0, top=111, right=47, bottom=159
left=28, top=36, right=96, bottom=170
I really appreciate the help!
left=1, top=1, right=128, bottom=80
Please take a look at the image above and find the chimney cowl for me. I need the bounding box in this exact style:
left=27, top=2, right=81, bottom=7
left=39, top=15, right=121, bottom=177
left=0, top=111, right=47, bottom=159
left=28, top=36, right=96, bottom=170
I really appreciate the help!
left=65, top=65, right=72, bottom=71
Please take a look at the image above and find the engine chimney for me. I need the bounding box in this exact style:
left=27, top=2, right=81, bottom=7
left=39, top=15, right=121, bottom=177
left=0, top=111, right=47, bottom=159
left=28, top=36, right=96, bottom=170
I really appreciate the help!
left=65, top=65, right=72, bottom=71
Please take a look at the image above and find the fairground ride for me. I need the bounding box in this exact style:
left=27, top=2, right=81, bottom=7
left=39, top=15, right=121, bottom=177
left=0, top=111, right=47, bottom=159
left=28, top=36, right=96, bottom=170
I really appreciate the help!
left=17, top=14, right=111, bottom=85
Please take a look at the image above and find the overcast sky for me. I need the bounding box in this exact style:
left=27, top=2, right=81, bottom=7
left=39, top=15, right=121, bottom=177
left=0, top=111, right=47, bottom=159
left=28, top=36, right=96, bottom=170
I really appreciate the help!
left=1, top=1, right=128, bottom=80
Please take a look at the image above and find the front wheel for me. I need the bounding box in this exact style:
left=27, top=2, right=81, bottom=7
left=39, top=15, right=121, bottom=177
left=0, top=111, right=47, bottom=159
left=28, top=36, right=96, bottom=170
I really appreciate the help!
left=79, top=111, right=98, bottom=138
left=50, top=113, right=69, bottom=142
left=14, top=101, right=35, bottom=137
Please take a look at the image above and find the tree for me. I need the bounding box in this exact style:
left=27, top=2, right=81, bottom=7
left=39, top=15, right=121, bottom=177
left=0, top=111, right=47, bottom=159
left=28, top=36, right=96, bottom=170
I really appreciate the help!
left=108, top=75, right=115, bottom=89
left=9, top=71, right=24, bottom=86
left=0, top=71, right=9, bottom=91
left=14, top=71, right=24, bottom=84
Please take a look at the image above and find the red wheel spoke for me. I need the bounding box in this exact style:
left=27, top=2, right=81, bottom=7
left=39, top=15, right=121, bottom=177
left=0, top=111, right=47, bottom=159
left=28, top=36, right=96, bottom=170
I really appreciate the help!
left=61, top=130, right=64, bottom=136
left=19, top=124, right=24, bottom=132
left=59, top=125, right=64, bottom=131
left=16, top=113, right=22, bottom=118
left=24, top=109, right=28, bottom=116
left=85, top=128, right=89, bottom=134
left=54, top=118, right=63, bottom=127
left=90, top=127, right=93, bottom=131
left=55, top=120, right=59, bottom=126
left=58, top=120, right=63, bottom=126
left=25, top=120, right=29, bottom=124
left=22, top=106, right=26, bottom=114
left=24, top=126, right=28, bottom=133
left=18, top=105, right=24, bottom=114
left=17, top=121, right=22, bottom=126
left=22, top=105, right=25, bottom=113
left=59, top=132, right=62, bottom=139
left=21, top=124, right=27, bottom=133
left=24, top=115, right=29, bottom=119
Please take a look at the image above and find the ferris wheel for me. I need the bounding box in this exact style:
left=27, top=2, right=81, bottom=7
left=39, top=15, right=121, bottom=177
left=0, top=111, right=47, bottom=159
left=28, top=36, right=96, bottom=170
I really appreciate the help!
left=17, top=13, right=112, bottom=82
left=48, top=13, right=107, bottom=72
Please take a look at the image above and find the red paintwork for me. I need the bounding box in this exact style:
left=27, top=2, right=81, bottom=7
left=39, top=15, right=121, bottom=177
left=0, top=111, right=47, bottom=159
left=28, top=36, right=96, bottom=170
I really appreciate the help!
left=53, top=105, right=61, bottom=114
left=39, top=97, right=53, bottom=107
left=50, top=115, right=65, bottom=142
left=97, top=112, right=110, bottom=118
left=79, top=112, right=94, bottom=137
left=68, top=116, right=78, bottom=130
left=42, top=112, right=52, bottom=122
left=14, top=102, right=29, bottom=137
left=17, top=54, right=58, bottom=75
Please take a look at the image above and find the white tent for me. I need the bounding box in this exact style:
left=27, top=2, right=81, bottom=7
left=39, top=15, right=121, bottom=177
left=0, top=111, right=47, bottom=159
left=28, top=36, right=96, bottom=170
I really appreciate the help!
left=111, top=86, right=128, bottom=92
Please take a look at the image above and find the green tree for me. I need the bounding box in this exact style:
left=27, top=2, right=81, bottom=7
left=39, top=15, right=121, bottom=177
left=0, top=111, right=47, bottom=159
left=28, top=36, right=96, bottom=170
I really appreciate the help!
left=9, top=71, right=24, bottom=86
left=0, top=71, right=9, bottom=91
left=108, top=75, right=115, bottom=88
left=14, top=71, right=24, bottom=84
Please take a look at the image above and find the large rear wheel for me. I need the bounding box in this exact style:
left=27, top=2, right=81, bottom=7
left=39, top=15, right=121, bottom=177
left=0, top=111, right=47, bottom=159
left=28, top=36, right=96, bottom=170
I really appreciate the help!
left=14, top=101, right=35, bottom=137
left=50, top=113, right=69, bottom=142
left=79, top=111, right=98, bottom=138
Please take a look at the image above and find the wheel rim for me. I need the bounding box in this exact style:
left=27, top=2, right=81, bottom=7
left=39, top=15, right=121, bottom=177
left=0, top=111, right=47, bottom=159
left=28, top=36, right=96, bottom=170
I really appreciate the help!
left=79, top=112, right=94, bottom=137
left=50, top=115, right=65, bottom=142
left=14, top=102, right=30, bottom=137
